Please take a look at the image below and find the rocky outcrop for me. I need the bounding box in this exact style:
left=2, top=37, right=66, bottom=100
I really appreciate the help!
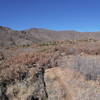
left=0, top=82, right=8, bottom=100
left=4, top=68, right=48, bottom=100
left=29, top=68, right=48, bottom=100
left=44, top=67, right=100, bottom=100
left=0, top=52, right=4, bottom=61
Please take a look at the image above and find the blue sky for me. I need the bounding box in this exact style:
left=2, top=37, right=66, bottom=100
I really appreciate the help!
left=0, top=0, right=100, bottom=32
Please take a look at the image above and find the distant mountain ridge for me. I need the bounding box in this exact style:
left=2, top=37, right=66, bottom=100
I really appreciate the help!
left=0, top=26, right=100, bottom=47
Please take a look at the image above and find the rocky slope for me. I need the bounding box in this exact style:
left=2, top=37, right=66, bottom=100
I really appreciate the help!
left=1, top=26, right=100, bottom=47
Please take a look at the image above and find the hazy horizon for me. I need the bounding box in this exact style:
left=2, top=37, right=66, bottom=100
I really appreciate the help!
left=1, top=25, right=100, bottom=32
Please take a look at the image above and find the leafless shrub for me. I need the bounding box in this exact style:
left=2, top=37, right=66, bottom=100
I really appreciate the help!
left=0, top=48, right=60, bottom=83
left=73, top=55, right=100, bottom=81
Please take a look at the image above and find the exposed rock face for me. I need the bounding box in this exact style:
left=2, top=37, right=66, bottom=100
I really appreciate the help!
left=0, top=52, right=4, bottom=65
left=44, top=67, right=100, bottom=100
left=4, top=68, right=48, bottom=100
left=30, top=68, right=48, bottom=100
left=0, top=83, right=8, bottom=100
left=0, top=52, right=4, bottom=61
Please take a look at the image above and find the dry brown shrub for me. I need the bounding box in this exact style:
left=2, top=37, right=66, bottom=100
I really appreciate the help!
left=0, top=48, right=60, bottom=82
